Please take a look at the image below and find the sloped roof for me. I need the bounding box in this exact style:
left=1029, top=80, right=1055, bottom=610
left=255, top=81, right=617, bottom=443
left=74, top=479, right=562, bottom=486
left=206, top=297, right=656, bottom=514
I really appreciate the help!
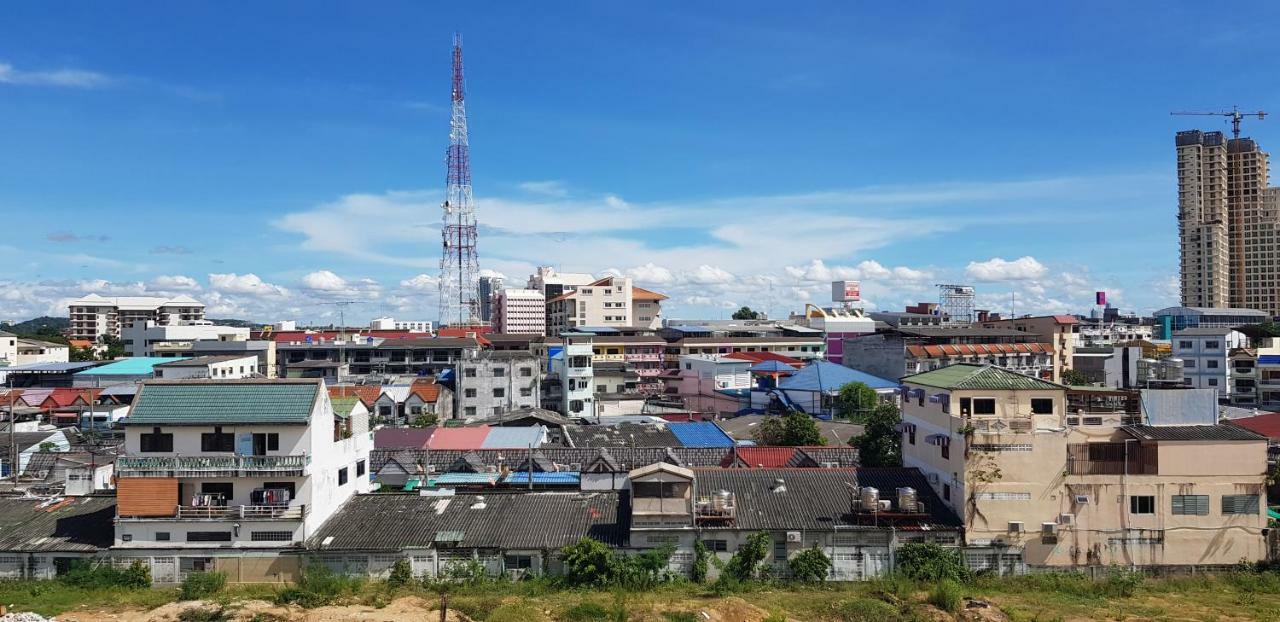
left=668, top=421, right=736, bottom=448
left=1227, top=413, right=1280, bottom=439
left=903, top=363, right=1064, bottom=391
left=503, top=471, right=581, bottom=485
left=1121, top=424, right=1266, bottom=442
left=308, top=492, right=625, bottom=551
left=330, top=396, right=363, bottom=418
left=375, top=428, right=436, bottom=450
left=409, top=383, right=441, bottom=403
left=480, top=426, right=547, bottom=449
left=76, top=357, right=186, bottom=376
left=780, top=361, right=897, bottom=392
left=42, top=387, right=101, bottom=408
left=632, top=286, right=668, bottom=301
left=127, top=379, right=320, bottom=425
left=562, top=422, right=679, bottom=448
left=427, top=426, right=492, bottom=450
left=329, top=385, right=382, bottom=406
left=0, top=496, right=116, bottom=552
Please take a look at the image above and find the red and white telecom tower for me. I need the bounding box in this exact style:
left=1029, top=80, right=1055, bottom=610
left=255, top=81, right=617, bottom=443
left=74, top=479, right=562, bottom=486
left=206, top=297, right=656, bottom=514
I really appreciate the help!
left=438, top=33, right=480, bottom=326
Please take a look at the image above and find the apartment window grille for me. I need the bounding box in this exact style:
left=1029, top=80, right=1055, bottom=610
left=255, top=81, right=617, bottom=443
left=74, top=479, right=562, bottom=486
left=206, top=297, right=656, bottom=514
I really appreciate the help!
left=1129, top=496, right=1155, bottom=515
left=251, top=531, right=294, bottom=542
left=1222, top=495, right=1260, bottom=515
left=1171, top=495, right=1209, bottom=516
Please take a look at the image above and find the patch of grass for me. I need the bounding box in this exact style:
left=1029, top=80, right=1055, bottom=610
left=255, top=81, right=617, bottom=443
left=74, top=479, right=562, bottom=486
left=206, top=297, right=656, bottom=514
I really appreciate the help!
left=0, top=580, right=176, bottom=616
left=561, top=601, right=611, bottom=621
left=176, top=606, right=229, bottom=622
left=663, top=612, right=699, bottom=622
left=927, top=579, right=963, bottom=613
left=835, top=597, right=901, bottom=622
left=180, top=571, right=228, bottom=601
left=488, top=601, right=549, bottom=622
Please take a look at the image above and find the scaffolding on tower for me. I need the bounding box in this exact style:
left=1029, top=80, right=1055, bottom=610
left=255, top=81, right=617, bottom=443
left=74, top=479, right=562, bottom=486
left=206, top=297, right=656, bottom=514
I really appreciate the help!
left=438, top=33, right=481, bottom=327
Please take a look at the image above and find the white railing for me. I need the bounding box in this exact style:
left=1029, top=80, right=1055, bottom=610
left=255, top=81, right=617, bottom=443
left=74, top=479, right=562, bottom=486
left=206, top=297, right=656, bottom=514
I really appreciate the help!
left=117, top=454, right=308, bottom=477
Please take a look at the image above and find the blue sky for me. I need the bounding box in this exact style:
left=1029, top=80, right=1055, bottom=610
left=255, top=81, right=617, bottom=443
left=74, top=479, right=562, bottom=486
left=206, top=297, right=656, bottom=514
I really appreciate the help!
left=2, top=2, right=1279, bottom=323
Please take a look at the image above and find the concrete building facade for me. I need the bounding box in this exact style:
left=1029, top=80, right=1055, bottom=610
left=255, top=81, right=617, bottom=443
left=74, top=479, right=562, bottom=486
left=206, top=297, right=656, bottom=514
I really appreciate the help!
left=69, top=294, right=205, bottom=342
left=123, top=321, right=251, bottom=357
left=491, top=288, right=547, bottom=335
left=545, top=276, right=667, bottom=335
left=1172, top=327, right=1245, bottom=397
left=455, top=350, right=543, bottom=419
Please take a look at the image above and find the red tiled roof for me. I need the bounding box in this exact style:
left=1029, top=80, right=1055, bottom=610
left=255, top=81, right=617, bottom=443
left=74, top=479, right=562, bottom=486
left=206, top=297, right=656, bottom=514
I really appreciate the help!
left=1227, top=413, right=1280, bottom=439
left=723, top=351, right=803, bottom=367
left=632, top=286, right=668, bottom=301
left=721, top=447, right=798, bottom=468
left=328, top=385, right=382, bottom=407
left=42, top=387, right=101, bottom=409
left=427, top=426, right=492, bottom=450
left=436, top=327, right=492, bottom=346
left=410, top=384, right=441, bottom=403
left=68, top=339, right=94, bottom=349
left=906, top=343, right=1053, bottom=359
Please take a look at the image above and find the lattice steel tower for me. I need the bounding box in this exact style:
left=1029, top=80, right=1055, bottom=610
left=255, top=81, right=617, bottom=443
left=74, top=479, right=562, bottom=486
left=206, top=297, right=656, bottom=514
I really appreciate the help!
left=438, top=34, right=480, bottom=326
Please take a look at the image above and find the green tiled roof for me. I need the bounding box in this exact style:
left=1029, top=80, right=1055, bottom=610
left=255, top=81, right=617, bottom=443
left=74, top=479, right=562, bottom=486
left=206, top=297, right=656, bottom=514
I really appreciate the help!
left=903, top=364, right=1064, bottom=391
left=330, top=396, right=359, bottom=419
left=128, top=381, right=319, bottom=425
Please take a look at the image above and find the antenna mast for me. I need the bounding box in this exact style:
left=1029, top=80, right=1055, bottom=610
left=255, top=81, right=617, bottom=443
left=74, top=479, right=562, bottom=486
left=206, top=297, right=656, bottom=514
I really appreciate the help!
left=438, top=33, right=480, bottom=327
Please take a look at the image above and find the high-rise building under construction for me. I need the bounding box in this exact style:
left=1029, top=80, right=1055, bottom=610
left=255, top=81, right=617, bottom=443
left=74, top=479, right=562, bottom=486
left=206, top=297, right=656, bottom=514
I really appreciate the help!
left=1177, top=130, right=1280, bottom=314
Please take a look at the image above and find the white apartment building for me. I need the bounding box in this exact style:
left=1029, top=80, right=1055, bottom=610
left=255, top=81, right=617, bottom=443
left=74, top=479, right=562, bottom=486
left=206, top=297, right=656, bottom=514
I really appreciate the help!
left=526, top=266, right=595, bottom=300
left=154, top=355, right=261, bottom=380
left=123, top=320, right=250, bottom=357
left=113, top=379, right=371, bottom=583
left=545, top=276, right=667, bottom=335
left=369, top=317, right=433, bottom=333
left=675, top=354, right=752, bottom=414
left=2, top=337, right=69, bottom=366
left=491, top=288, right=546, bottom=335
left=0, top=330, right=15, bottom=366
left=551, top=333, right=595, bottom=417
left=69, top=294, right=205, bottom=342
left=1173, top=327, right=1246, bottom=397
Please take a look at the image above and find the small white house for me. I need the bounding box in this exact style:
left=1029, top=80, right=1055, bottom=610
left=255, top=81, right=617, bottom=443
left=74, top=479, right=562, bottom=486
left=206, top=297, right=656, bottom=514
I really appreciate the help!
left=155, top=355, right=259, bottom=380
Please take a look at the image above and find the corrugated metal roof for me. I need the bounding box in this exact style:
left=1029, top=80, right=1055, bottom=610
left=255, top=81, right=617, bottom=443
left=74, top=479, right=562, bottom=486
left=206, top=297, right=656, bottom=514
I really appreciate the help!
left=308, top=492, right=625, bottom=551
left=375, top=428, right=436, bottom=450
left=502, top=471, right=581, bottom=485
left=0, top=496, right=115, bottom=552
left=480, top=426, right=547, bottom=449
left=429, top=473, right=498, bottom=485
left=780, top=360, right=897, bottom=392
left=668, top=421, right=736, bottom=448
left=1121, top=424, right=1266, bottom=442
left=76, top=357, right=187, bottom=376
left=2, top=361, right=103, bottom=373
left=904, top=364, right=1063, bottom=391
left=127, top=380, right=319, bottom=424
left=427, top=426, right=492, bottom=450
left=1227, top=413, right=1280, bottom=439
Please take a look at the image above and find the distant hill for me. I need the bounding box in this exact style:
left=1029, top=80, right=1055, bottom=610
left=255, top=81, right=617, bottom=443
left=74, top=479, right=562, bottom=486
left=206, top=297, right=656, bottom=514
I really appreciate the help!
left=1, top=316, right=70, bottom=336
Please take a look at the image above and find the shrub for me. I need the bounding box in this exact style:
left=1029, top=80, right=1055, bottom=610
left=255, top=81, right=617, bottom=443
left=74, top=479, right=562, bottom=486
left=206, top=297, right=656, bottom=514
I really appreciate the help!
left=895, top=543, right=971, bottom=583
left=274, top=564, right=363, bottom=607
left=788, top=547, right=832, bottom=582
left=613, top=545, right=675, bottom=589
left=441, top=559, right=488, bottom=584
left=763, top=610, right=787, bottom=622
left=1101, top=567, right=1143, bottom=598
left=561, top=537, right=617, bottom=587
left=867, top=574, right=915, bottom=603
left=664, top=613, right=699, bottom=622
left=177, top=607, right=229, bottom=622
left=562, top=601, right=610, bottom=622
left=180, top=571, right=227, bottom=601
left=928, top=579, right=963, bottom=612
left=59, top=559, right=151, bottom=590
left=690, top=540, right=710, bottom=584
left=836, top=598, right=900, bottom=622
left=722, top=532, right=771, bottom=583
left=387, top=558, right=413, bottom=589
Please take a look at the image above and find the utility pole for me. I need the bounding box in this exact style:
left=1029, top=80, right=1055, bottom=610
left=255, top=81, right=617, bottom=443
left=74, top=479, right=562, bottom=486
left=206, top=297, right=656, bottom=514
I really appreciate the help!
left=8, top=377, right=16, bottom=483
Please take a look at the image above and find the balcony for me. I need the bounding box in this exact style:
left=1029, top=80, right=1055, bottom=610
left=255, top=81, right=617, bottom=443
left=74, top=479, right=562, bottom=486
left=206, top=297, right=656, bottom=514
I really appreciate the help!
left=120, top=504, right=306, bottom=521
left=1067, top=443, right=1158, bottom=476
left=117, top=454, right=308, bottom=478
left=624, top=353, right=662, bottom=362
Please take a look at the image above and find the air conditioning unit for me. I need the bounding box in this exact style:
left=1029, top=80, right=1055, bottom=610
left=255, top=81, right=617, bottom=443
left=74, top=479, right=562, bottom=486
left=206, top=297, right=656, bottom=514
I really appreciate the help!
left=1007, top=521, right=1024, bottom=533
left=927, top=473, right=940, bottom=485
left=1041, top=522, right=1058, bottom=537
left=786, top=531, right=802, bottom=543
left=1058, top=513, right=1075, bottom=525
left=570, top=463, right=582, bottom=471
left=1074, top=495, right=1090, bottom=505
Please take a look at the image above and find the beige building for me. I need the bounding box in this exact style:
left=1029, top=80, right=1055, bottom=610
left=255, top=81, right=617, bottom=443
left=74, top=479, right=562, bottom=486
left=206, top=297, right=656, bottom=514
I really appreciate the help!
left=1176, top=130, right=1280, bottom=314
left=491, top=288, right=546, bottom=335
left=901, top=363, right=1268, bottom=569
left=69, top=294, right=206, bottom=342
left=978, top=315, right=1077, bottom=382
left=545, top=276, right=667, bottom=335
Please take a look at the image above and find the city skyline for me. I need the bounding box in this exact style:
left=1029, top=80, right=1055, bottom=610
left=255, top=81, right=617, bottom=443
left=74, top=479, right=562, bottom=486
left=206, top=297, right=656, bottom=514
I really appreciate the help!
left=4, top=3, right=1280, bottom=323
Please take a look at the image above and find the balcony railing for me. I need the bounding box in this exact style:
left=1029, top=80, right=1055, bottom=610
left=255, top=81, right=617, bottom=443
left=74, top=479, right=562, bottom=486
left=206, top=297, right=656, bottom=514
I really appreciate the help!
left=1067, top=443, right=1158, bottom=475
left=121, top=504, right=306, bottom=521
left=117, top=454, right=308, bottom=477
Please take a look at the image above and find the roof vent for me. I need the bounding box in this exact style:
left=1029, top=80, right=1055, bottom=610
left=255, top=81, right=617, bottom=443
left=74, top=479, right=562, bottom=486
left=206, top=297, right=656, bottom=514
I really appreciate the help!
left=470, top=496, right=487, bottom=510
left=771, top=478, right=786, bottom=493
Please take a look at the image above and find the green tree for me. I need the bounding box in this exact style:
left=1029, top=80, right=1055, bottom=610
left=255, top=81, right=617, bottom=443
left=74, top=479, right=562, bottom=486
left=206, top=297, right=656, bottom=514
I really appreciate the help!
left=98, top=334, right=126, bottom=359
left=787, top=546, right=832, bottom=582
left=731, top=306, right=760, bottom=320
left=752, top=412, right=825, bottom=446
left=836, top=382, right=879, bottom=420
left=70, top=346, right=97, bottom=362
left=853, top=404, right=902, bottom=467
left=895, top=542, right=970, bottom=583
left=1060, top=368, right=1092, bottom=386
left=413, top=413, right=438, bottom=427
left=722, top=532, right=771, bottom=582
left=561, top=537, right=616, bottom=587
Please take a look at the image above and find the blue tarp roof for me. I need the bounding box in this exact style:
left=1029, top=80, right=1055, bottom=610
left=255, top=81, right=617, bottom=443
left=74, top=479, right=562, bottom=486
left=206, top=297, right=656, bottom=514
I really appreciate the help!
left=479, top=426, right=547, bottom=449
left=76, top=357, right=187, bottom=376
left=1260, top=355, right=1280, bottom=366
left=749, top=360, right=797, bottom=373
left=779, top=360, right=897, bottom=392
left=666, top=325, right=713, bottom=333
left=429, top=473, right=497, bottom=485
left=575, top=326, right=620, bottom=334
left=501, top=472, right=581, bottom=485
left=669, top=421, right=736, bottom=448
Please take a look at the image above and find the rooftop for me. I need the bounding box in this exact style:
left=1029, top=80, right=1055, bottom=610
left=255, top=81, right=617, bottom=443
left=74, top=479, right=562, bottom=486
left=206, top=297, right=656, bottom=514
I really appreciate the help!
left=780, top=361, right=898, bottom=392
left=1121, top=424, right=1267, bottom=442
left=1173, top=327, right=1235, bottom=336
left=76, top=357, right=188, bottom=376
left=904, top=363, right=1063, bottom=391
left=152, top=355, right=252, bottom=367
left=0, top=496, right=116, bottom=552
left=127, top=379, right=321, bottom=425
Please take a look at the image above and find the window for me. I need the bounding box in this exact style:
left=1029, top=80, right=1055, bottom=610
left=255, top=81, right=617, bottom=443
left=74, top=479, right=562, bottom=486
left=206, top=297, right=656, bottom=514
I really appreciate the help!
left=493, top=368, right=505, bottom=377
left=942, top=483, right=951, bottom=501
left=504, top=555, right=534, bottom=570
left=520, top=367, right=532, bottom=377
left=464, top=407, right=476, bottom=417
left=251, top=531, right=293, bottom=542
left=1172, top=495, right=1209, bottom=516
left=338, top=467, right=349, bottom=486
left=1208, top=379, right=1219, bottom=387
left=908, top=426, right=916, bottom=445
left=1184, top=359, right=1196, bottom=368
left=1129, top=495, right=1155, bottom=515
left=569, top=400, right=584, bottom=413
left=492, top=388, right=505, bottom=398
left=264, top=481, right=296, bottom=499
left=941, top=442, right=950, bottom=460
left=972, top=398, right=996, bottom=415
left=1179, top=340, right=1193, bottom=349
left=596, top=385, right=606, bottom=393
left=520, top=387, right=532, bottom=397
left=356, top=460, right=366, bottom=477
left=1206, top=341, right=1220, bottom=349
left=187, top=532, right=232, bottom=542
left=959, top=398, right=971, bottom=416
left=1030, top=398, right=1054, bottom=414
left=464, top=367, right=477, bottom=378
left=1207, top=360, right=1219, bottom=369
left=464, top=389, right=477, bottom=398
left=140, top=427, right=173, bottom=452
left=156, top=532, right=171, bottom=541
left=1222, top=495, right=1260, bottom=515
left=703, top=539, right=729, bottom=552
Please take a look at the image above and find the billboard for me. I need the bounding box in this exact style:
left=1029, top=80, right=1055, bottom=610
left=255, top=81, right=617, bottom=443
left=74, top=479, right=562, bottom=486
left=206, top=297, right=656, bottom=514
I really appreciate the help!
left=1095, top=291, right=1106, bottom=306
left=832, top=280, right=861, bottom=302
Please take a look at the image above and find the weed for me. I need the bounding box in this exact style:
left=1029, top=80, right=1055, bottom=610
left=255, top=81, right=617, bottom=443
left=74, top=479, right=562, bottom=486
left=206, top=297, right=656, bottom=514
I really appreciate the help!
left=563, top=601, right=611, bottom=621
left=927, top=579, right=962, bottom=613
left=488, top=601, right=545, bottom=622
left=180, top=571, right=227, bottom=601
left=835, top=597, right=900, bottom=622
left=176, top=607, right=228, bottom=622
left=663, top=613, right=699, bottom=622
left=763, top=610, right=788, bottom=622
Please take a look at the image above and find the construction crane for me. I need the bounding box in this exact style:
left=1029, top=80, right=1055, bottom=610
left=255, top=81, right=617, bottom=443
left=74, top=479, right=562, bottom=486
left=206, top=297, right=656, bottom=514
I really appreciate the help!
left=1171, top=105, right=1267, bottom=139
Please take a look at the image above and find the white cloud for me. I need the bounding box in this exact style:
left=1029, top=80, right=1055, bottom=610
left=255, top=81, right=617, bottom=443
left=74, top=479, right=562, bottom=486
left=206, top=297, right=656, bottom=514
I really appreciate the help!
left=399, top=274, right=440, bottom=291
left=623, top=263, right=676, bottom=285
left=0, top=61, right=113, bottom=88
left=209, top=273, right=290, bottom=297
left=683, top=265, right=735, bottom=285
left=965, top=256, right=1048, bottom=282
left=517, top=180, right=569, bottom=198
left=301, top=270, right=348, bottom=292
left=150, top=275, right=201, bottom=291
